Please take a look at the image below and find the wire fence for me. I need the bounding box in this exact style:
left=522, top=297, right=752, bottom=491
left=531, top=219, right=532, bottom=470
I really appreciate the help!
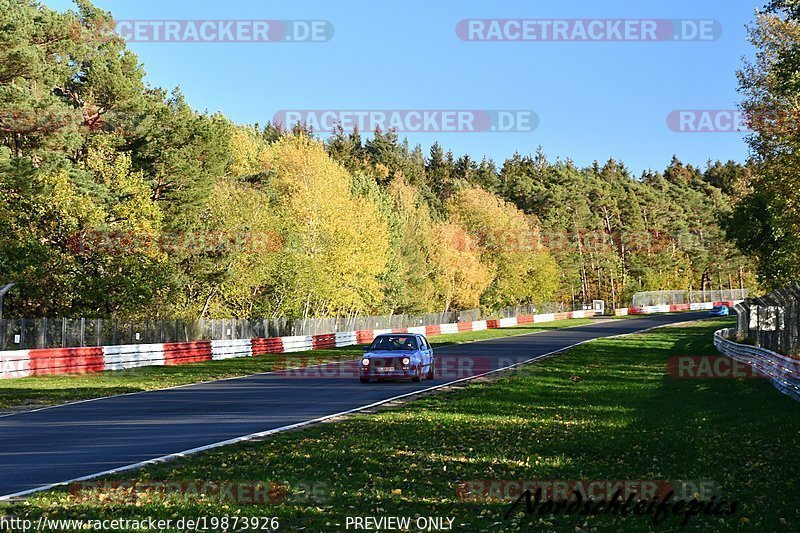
left=734, top=284, right=800, bottom=357
left=632, top=289, right=748, bottom=307
left=0, top=301, right=581, bottom=351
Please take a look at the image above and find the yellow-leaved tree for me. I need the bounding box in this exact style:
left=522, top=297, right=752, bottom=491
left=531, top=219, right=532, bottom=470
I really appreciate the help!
left=386, top=177, right=490, bottom=312
left=384, top=178, right=440, bottom=313
left=430, top=221, right=493, bottom=310
left=227, top=125, right=271, bottom=179
left=176, top=178, right=282, bottom=318
left=446, top=187, right=559, bottom=308
left=265, top=135, right=389, bottom=318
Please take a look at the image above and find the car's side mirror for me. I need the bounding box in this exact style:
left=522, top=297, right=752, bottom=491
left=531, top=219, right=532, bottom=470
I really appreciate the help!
left=363, top=345, right=370, bottom=351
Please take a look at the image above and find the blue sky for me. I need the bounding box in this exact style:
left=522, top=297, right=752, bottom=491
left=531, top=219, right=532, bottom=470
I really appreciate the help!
left=44, top=0, right=759, bottom=175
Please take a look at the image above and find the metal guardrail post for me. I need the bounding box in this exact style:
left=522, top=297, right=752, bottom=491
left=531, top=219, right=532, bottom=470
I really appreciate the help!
left=0, top=283, right=15, bottom=320
left=40, top=317, right=46, bottom=349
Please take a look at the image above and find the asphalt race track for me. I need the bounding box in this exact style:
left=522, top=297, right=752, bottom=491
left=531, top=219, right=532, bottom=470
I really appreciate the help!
left=0, top=312, right=708, bottom=498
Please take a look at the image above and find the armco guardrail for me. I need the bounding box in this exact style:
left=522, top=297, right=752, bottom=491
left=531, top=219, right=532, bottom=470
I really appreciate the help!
left=614, top=300, right=742, bottom=316
left=713, top=328, right=800, bottom=401
left=0, top=310, right=598, bottom=380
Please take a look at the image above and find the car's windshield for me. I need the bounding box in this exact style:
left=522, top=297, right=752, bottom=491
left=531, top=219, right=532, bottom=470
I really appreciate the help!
left=369, top=335, right=418, bottom=351
left=712, top=306, right=723, bottom=311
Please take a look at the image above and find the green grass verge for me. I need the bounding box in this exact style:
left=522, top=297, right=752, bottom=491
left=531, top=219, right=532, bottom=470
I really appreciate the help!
left=8, top=317, right=799, bottom=532
left=0, top=318, right=596, bottom=414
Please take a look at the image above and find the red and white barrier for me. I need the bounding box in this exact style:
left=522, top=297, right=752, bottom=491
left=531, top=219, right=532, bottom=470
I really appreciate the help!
left=164, top=341, right=212, bottom=365
left=29, top=347, right=104, bottom=376
left=311, top=334, right=335, bottom=350
left=439, top=323, right=459, bottom=335
left=103, top=344, right=165, bottom=371
left=0, top=310, right=606, bottom=380
left=252, top=337, right=283, bottom=355
left=281, top=335, right=314, bottom=353
left=0, top=350, right=30, bottom=379
left=334, top=331, right=358, bottom=347
left=498, top=317, right=518, bottom=328
left=211, top=339, right=252, bottom=360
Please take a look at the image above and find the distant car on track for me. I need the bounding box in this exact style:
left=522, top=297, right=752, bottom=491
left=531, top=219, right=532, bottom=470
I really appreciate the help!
left=360, top=333, right=434, bottom=383
left=709, top=305, right=729, bottom=317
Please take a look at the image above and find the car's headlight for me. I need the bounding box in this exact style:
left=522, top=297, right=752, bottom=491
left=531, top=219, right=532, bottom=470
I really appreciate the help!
left=402, top=357, right=410, bottom=365
left=362, top=358, right=370, bottom=366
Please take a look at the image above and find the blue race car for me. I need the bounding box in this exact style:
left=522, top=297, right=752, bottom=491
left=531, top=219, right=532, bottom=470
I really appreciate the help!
left=359, top=333, right=434, bottom=383
left=709, top=305, right=729, bottom=317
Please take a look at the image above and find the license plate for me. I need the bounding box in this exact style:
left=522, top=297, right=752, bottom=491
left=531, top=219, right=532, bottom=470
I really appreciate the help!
left=377, top=367, right=395, bottom=373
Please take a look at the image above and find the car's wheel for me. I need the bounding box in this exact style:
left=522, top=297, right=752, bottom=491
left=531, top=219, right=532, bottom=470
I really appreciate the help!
left=359, top=377, right=370, bottom=384
left=426, top=361, right=435, bottom=380
left=412, top=365, right=422, bottom=382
